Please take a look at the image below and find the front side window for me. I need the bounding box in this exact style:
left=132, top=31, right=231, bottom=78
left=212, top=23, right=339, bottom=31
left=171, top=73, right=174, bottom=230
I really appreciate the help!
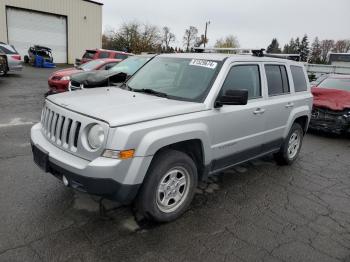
left=291, top=66, right=307, bottom=92
left=78, top=59, right=105, bottom=71
left=128, top=57, right=222, bottom=102
left=265, top=65, right=290, bottom=95
left=98, top=52, right=109, bottom=58
left=221, top=65, right=261, bottom=99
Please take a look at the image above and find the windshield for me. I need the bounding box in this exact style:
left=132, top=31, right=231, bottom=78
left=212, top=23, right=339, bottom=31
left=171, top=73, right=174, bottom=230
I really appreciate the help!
left=127, top=57, right=221, bottom=102
left=78, top=59, right=105, bottom=71
left=318, top=78, right=350, bottom=91
left=83, top=51, right=96, bottom=59
left=109, top=56, right=150, bottom=75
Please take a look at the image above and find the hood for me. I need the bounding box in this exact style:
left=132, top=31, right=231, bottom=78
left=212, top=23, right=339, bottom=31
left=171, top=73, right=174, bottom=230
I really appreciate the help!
left=47, top=88, right=206, bottom=127
left=312, top=87, right=350, bottom=111
left=52, top=67, right=81, bottom=77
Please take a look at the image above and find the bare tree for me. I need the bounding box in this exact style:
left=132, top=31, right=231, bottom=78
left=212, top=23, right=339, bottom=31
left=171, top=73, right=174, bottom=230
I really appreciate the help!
left=183, top=26, right=198, bottom=52
left=320, top=39, right=334, bottom=63
left=162, top=26, right=176, bottom=52
left=105, top=21, right=161, bottom=53
left=214, top=35, right=240, bottom=48
left=333, top=40, right=350, bottom=53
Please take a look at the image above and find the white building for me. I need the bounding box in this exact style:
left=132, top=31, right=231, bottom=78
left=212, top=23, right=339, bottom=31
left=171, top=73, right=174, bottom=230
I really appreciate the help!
left=0, top=0, right=102, bottom=63
left=327, top=53, right=350, bottom=67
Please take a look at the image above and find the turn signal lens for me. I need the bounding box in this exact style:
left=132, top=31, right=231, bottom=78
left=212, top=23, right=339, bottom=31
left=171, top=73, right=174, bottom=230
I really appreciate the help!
left=119, top=149, right=135, bottom=160
left=102, top=149, right=135, bottom=160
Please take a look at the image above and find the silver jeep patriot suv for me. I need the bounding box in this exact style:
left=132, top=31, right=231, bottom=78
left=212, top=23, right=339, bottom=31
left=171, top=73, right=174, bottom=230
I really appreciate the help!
left=31, top=52, right=312, bottom=222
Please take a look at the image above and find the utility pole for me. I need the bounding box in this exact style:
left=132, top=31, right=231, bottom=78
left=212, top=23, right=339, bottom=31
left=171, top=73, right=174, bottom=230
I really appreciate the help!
left=204, top=21, right=210, bottom=48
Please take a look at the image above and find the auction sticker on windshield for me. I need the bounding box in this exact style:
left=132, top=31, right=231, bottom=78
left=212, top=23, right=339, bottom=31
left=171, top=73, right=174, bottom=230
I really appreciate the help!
left=189, top=59, right=217, bottom=69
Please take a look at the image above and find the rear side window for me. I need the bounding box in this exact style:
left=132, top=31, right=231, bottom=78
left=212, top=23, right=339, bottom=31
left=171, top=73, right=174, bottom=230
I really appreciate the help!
left=291, top=66, right=308, bottom=92
left=222, top=65, right=261, bottom=99
left=98, top=52, right=109, bottom=59
left=115, top=53, right=128, bottom=60
left=265, top=65, right=290, bottom=96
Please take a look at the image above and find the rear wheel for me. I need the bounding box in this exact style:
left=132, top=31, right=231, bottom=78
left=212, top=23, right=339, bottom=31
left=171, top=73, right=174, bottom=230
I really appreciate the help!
left=274, top=123, right=304, bottom=165
left=135, top=149, right=197, bottom=222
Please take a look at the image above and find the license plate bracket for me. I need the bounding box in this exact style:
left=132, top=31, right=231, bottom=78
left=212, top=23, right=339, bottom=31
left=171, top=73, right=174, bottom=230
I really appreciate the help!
left=32, top=144, right=49, bottom=172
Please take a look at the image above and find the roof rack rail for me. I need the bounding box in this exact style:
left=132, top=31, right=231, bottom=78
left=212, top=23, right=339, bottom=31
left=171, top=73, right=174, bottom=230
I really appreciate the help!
left=193, top=47, right=300, bottom=61
left=264, top=53, right=301, bottom=61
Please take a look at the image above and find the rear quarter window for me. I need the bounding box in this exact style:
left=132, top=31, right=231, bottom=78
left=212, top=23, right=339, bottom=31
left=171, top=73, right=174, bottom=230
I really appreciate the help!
left=291, top=66, right=308, bottom=92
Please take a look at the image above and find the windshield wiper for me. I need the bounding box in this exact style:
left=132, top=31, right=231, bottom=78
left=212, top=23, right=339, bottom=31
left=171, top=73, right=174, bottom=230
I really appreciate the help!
left=132, top=88, right=168, bottom=98
left=119, top=82, right=133, bottom=90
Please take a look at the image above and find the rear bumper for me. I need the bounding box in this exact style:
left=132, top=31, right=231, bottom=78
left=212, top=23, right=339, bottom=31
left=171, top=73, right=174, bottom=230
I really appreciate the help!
left=8, top=64, right=23, bottom=72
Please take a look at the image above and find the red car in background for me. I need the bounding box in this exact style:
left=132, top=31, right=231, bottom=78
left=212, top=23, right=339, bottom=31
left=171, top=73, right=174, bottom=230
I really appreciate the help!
left=47, top=58, right=120, bottom=95
left=76, top=49, right=133, bottom=65
left=310, top=74, right=350, bottom=134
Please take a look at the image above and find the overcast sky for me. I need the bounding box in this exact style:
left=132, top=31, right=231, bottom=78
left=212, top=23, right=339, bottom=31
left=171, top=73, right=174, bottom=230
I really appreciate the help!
left=101, top=0, right=350, bottom=49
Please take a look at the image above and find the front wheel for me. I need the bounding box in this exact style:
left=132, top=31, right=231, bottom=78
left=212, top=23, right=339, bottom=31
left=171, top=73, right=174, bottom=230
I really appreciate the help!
left=274, top=123, right=304, bottom=165
left=135, top=149, right=198, bottom=222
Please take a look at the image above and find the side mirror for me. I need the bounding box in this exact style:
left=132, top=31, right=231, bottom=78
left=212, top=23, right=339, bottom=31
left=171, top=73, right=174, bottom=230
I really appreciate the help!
left=215, top=89, right=248, bottom=107
left=105, top=64, right=114, bottom=70
left=109, top=72, right=128, bottom=84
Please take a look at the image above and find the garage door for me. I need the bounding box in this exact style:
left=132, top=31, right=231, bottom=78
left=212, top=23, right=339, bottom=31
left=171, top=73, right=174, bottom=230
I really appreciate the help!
left=7, top=7, right=67, bottom=63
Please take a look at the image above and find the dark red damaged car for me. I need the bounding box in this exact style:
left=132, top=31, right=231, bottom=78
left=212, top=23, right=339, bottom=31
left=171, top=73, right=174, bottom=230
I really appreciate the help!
left=310, top=74, right=350, bottom=134
left=47, top=58, right=120, bottom=95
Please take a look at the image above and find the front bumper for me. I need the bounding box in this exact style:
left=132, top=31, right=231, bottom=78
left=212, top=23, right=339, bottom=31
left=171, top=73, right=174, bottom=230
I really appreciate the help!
left=30, top=123, right=148, bottom=203
left=310, top=107, right=350, bottom=134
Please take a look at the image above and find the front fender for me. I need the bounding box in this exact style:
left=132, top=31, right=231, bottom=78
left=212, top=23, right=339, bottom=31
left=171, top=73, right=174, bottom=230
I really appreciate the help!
left=136, top=122, right=212, bottom=165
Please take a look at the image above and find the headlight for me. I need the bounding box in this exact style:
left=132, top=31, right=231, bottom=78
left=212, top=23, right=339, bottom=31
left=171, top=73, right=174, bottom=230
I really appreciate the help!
left=87, top=125, right=105, bottom=149
left=61, top=76, right=70, bottom=81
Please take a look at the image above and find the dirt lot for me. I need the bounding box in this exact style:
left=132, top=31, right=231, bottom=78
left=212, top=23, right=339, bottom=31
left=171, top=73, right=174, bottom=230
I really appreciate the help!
left=0, top=66, right=349, bottom=262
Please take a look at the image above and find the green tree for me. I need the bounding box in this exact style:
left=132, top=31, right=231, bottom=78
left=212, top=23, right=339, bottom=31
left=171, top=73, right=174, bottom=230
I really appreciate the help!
left=299, top=34, right=310, bottom=62
left=309, top=37, right=322, bottom=64
left=266, top=38, right=281, bottom=53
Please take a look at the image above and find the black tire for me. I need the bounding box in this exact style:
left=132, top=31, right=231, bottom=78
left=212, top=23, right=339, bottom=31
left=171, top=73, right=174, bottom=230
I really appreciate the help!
left=135, top=149, right=198, bottom=222
left=24, top=55, right=29, bottom=64
left=274, top=123, right=304, bottom=165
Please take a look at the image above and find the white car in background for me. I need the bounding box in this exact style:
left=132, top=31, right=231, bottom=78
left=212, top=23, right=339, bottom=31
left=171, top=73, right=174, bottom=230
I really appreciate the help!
left=0, top=42, right=23, bottom=73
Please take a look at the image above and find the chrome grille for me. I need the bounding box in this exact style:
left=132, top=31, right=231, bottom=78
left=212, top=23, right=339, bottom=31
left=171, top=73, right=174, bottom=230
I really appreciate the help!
left=41, top=106, right=81, bottom=152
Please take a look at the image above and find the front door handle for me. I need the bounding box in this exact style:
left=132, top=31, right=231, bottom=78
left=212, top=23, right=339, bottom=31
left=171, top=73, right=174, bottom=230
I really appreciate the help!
left=285, top=102, right=294, bottom=108
left=253, top=108, right=265, bottom=115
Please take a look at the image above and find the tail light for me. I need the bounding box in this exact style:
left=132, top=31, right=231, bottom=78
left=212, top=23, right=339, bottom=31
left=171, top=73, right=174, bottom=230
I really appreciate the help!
left=11, top=55, right=21, bottom=60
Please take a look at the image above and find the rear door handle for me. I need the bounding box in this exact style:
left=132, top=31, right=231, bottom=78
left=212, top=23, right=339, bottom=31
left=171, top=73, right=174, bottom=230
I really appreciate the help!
left=253, top=108, right=265, bottom=115
left=285, top=102, right=294, bottom=108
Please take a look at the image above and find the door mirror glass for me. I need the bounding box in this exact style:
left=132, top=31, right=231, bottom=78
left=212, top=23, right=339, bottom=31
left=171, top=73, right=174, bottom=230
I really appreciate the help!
left=216, top=89, right=248, bottom=107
